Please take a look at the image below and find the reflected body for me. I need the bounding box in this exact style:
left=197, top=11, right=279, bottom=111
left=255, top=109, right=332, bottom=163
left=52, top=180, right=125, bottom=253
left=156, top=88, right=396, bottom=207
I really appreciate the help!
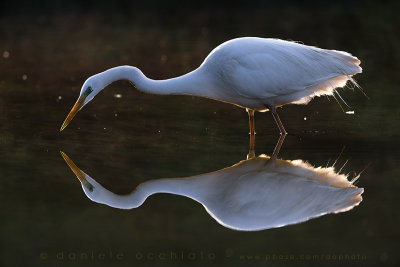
left=60, top=37, right=362, bottom=134
left=61, top=152, right=363, bottom=231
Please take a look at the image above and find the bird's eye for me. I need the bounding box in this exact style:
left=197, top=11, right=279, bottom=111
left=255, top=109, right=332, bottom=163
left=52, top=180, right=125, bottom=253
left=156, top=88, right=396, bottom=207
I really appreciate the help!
left=83, top=87, right=93, bottom=96
left=88, top=184, right=94, bottom=192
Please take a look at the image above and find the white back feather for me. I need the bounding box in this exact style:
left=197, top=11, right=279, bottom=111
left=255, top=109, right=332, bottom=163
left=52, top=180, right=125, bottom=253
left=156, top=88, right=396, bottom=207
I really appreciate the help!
left=202, top=37, right=362, bottom=109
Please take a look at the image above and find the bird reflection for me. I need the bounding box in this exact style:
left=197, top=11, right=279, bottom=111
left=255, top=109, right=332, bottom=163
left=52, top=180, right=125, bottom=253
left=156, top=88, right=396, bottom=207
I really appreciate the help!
left=61, top=142, right=363, bottom=231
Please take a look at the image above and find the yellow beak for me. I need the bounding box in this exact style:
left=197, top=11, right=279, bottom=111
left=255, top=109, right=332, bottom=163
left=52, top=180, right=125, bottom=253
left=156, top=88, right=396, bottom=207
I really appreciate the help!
left=60, top=151, right=94, bottom=191
left=60, top=96, right=85, bottom=131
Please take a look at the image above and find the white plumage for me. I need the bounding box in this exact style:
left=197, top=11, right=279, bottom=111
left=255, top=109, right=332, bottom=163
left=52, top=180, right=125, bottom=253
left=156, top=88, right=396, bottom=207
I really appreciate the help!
left=61, top=152, right=363, bottom=231
left=61, top=37, right=362, bottom=134
left=202, top=38, right=361, bottom=109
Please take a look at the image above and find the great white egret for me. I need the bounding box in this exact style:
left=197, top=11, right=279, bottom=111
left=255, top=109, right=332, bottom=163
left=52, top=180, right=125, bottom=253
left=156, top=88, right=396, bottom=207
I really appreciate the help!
left=60, top=37, right=362, bottom=134
left=61, top=150, right=363, bottom=231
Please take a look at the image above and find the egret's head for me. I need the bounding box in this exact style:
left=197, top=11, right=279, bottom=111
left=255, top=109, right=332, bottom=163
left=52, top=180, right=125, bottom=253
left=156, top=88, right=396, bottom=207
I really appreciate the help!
left=60, top=151, right=115, bottom=204
left=60, top=75, right=102, bottom=131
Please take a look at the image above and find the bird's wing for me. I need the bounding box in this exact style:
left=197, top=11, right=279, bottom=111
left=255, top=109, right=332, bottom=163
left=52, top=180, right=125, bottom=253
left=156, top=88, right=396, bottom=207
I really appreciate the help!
left=227, top=52, right=308, bottom=99
left=213, top=39, right=361, bottom=101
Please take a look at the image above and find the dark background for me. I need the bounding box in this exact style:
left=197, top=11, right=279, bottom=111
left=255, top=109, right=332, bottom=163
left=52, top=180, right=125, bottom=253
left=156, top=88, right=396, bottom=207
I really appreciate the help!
left=0, top=0, right=399, bottom=266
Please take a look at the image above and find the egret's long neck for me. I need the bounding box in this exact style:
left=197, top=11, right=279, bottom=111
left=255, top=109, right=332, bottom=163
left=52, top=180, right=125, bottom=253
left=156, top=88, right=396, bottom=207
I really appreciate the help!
left=96, top=176, right=214, bottom=210
left=99, top=65, right=216, bottom=98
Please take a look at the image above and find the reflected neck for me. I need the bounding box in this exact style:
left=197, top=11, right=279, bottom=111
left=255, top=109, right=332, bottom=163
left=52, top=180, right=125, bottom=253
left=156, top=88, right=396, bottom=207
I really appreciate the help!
left=98, top=65, right=215, bottom=98
left=96, top=177, right=211, bottom=210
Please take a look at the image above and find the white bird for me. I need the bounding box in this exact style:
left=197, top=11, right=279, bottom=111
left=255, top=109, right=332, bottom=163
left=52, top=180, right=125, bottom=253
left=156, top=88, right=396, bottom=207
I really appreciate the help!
left=60, top=37, right=362, bottom=135
left=61, top=151, right=363, bottom=231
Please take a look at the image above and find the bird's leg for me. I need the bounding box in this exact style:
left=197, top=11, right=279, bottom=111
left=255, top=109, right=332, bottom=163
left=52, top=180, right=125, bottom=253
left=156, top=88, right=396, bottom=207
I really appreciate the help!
left=271, top=111, right=287, bottom=135
left=271, top=110, right=287, bottom=159
left=248, top=109, right=256, bottom=135
left=247, top=109, right=256, bottom=159
left=272, top=133, right=286, bottom=159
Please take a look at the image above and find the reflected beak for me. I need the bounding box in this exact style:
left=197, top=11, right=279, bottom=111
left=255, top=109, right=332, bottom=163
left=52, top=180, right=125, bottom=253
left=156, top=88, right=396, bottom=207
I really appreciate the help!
left=60, top=151, right=94, bottom=191
left=60, top=95, right=86, bottom=131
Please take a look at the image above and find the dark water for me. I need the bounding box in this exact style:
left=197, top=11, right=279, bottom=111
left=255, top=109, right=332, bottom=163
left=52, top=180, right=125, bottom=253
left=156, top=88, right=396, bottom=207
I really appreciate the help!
left=1, top=1, right=399, bottom=266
